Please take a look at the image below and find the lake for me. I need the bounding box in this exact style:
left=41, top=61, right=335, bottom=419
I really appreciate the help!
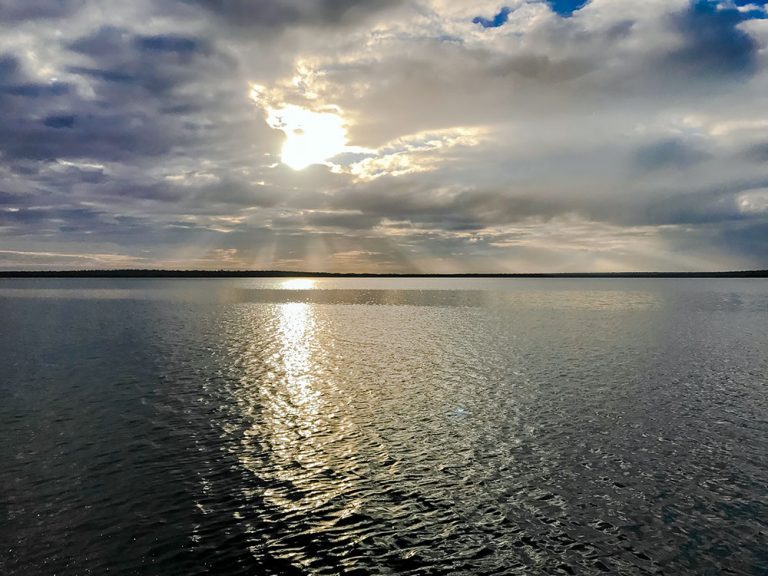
left=1, top=278, right=766, bottom=575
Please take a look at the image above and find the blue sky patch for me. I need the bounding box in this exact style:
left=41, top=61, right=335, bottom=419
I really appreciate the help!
left=698, top=0, right=767, bottom=20
left=546, top=0, right=589, bottom=17
left=668, top=0, right=759, bottom=79
left=473, top=7, right=511, bottom=28
left=474, top=2, right=589, bottom=27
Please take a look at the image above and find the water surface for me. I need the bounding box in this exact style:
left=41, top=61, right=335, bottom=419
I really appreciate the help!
left=1, top=278, right=767, bottom=575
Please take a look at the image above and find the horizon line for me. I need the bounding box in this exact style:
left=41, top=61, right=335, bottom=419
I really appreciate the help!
left=1, top=269, right=767, bottom=278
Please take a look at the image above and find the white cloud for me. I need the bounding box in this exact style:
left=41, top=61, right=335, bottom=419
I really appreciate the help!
left=738, top=188, right=768, bottom=214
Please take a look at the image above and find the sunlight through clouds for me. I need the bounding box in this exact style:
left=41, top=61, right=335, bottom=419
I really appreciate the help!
left=271, top=105, right=347, bottom=170
left=250, top=81, right=485, bottom=179
left=251, top=85, right=350, bottom=170
left=2, top=0, right=768, bottom=271
left=345, top=127, right=486, bottom=180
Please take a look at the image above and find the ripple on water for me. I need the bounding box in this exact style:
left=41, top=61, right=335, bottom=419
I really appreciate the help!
left=1, top=279, right=767, bottom=575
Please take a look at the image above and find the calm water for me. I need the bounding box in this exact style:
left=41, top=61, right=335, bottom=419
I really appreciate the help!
left=1, top=278, right=767, bottom=575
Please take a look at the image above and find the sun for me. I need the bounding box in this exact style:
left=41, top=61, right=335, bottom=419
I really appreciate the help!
left=264, top=104, right=348, bottom=170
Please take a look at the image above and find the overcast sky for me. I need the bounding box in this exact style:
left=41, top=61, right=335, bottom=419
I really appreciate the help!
left=1, top=0, right=767, bottom=272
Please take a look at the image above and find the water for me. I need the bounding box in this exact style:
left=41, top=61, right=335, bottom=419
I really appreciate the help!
left=1, top=278, right=766, bottom=575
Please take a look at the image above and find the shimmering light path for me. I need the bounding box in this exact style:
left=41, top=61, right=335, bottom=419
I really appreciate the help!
left=1, top=278, right=767, bottom=575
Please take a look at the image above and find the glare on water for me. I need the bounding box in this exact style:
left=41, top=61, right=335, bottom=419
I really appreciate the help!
left=2, top=277, right=768, bottom=575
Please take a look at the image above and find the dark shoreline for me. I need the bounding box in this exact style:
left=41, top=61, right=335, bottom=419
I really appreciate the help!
left=1, top=269, right=767, bottom=278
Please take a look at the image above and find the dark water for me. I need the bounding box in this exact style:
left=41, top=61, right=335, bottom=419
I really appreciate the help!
left=1, top=278, right=767, bottom=575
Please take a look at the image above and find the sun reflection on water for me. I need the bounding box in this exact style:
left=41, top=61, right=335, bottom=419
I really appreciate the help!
left=281, top=278, right=317, bottom=290
left=275, top=301, right=322, bottom=425
left=229, top=299, right=350, bottom=518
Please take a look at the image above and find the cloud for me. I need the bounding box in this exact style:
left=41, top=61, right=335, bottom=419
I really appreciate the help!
left=0, top=0, right=84, bottom=22
left=633, top=138, right=712, bottom=171
left=744, top=142, right=768, bottom=162
left=189, top=0, right=403, bottom=32
left=42, top=115, right=77, bottom=129
left=0, top=249, right=144, bottom=268
left=136, top=35, right=207, bottom=54
left=0, top=0, right=766, bottom=271
left=665, top=0, right=760, bottom=80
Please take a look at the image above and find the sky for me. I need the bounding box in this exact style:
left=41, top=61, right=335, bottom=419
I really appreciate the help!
left=0, top=0, right=767, bottom=273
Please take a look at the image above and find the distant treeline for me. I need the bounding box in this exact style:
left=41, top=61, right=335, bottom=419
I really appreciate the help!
left=0, top=269, right=767, bottom=278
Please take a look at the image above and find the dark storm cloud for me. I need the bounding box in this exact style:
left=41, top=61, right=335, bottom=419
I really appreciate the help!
left=136, top=35, right=207, bottom=54
left=0, top=54, right=71, bottom=99
left=0, top=196, right=242, bottom=244
left=489, top=53, right=596, bottom=83
left=43, top=115, right=77, bottom=129
left=0, top=191, right=26, bottom=205
left=0, top=24, right=239, bottom=166
left=743, top=142, right=768, bottom=162
left=71, top=28, right=210, bottom=71
left=2, top=82, right=71, bottom=98
left=720, top=221, right=768, bottom=259
left=273, top=210, right=383, bottom=230
left=0, top=54, right=17, bottom=81
left=67, top=67, right=136, bottom=84
left=0, top=112, right=181, bottom=162
left=633, top=138, right=711, bottom=171
left=627, top=191, right=745, bottom=227
left=0, top=205, right=102, bottom=227
left=0, top=0, right=84, bottom=21
left=315, top=169, right=768, bottom=239
left=188, top=0, right=402, bottom=30
left=68, top=26, right=222, bottom=97
left=665, top=0, right=759, bottom=80
left=177, top=178, right=282, bottom=209
left=68, top=25, right=127, bottom=56
left=0, top=56, right=100, bottom=161
left=593, top=174, right=768, bottom=229
left=325, top=179, right=573, bottom=230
